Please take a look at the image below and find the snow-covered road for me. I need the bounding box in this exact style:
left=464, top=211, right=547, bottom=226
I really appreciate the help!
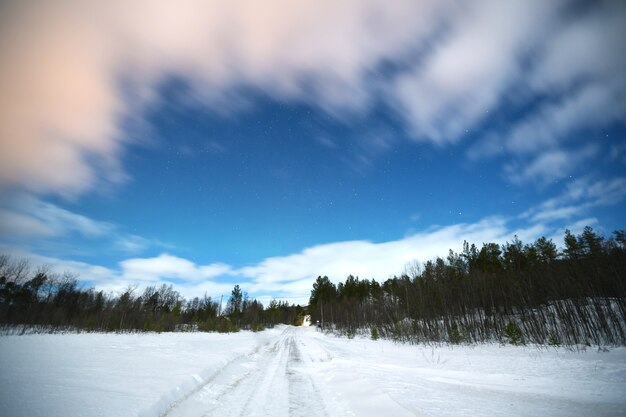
left=163, top=326, right=330, bottom=417
left=163, top=326, right=626, bottom=417
left=2, top=326, right=625, bottom=416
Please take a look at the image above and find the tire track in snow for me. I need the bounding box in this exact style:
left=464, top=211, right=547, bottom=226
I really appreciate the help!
left=163, top=337, right=286, bottom=417
left=146, top=333, right=278, bottom=417
left=286, top=334, right=329, bottom=417
left=163, top=326, right=331, bottom=417
left=234, top=334, right=291, bottom=417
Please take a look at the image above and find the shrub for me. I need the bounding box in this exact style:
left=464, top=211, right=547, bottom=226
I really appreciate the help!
left=448, top=323, right=463, bottom=344
left=504, top=321, right=524, bottom=345
left=371, top=327, right=379, bottom=340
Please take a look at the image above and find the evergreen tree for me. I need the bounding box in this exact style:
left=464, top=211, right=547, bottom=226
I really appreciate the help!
left=227, top=284, right=243, bottom=315
left=534, top=236, right=557, bottom=264
left=580, top=226, right=604, bottom=257
left=309, top=276, right=336, bottom=328
left=563, top=229, right=583, bottom=260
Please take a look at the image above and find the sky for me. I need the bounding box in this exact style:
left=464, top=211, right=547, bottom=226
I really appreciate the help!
left=0, top=0, right=625, bottom=305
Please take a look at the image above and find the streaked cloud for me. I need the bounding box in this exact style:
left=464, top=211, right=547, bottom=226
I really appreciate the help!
left=467, top=1, right=626, bottom=184
left=0, top=0, right=442, bottom=195
left=114, top=235, right=155, bottom=254
left=2, top=0, right=623, bottom=195
left=527, top=206, right=583, bottom=223
left=390, top=0, right=558, bottom=144
left=545, top=176, right=626, bottom=211
left=0, top=194, right=113, bottom=238
left=504, top=144, right=599, bottom=185
left=0, top=194, right=168, bottom=255
left=522, top=176, right=626, bottom=223
left=0, top=210, right=56, bottom=238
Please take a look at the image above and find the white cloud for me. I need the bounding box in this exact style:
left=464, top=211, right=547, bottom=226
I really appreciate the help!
left=461, top=1, right=625, bottom=184
left=548, top=176, right=626, bottom=209
left=0, top=195, right=113, bottom=238
left=521, top=176, right=626, bottom=225
left=120, top=253, right=233, bottom=283
left=0, top=2, right=124, bottom=196
left=0, top=210, right=56, bottom=238
left=4, top=0, right=621, bottom=196
left=390, top=0, right=559, bottom=144
left=584, top=178, right=626, bottom=206
left=505, top=83, right=626, bottom=157
left=238, top=216, right=535, bottom=290
left=528, top=206, right=583, bottom=223
left=114, top=235, right=153, bottom=254
left=504, top=144, right=599, bottom=186
left=34, top=200, right=113, bottom=237
left=0, top=0, right=449, bottom=196
left=0, top=195, right=169, bottom=256
left=530, top=2, right=626, bottom=94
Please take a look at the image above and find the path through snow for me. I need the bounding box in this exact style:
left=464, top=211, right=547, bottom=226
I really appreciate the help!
left=163, top=326, right=332, bottom=417
left=162, top=326, right=417, bottom=417
left=163, top=326, right=626, bottom=417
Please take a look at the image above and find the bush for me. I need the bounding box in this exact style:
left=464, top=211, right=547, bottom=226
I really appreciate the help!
left=371, top=327, right=379, bottom=340
left=504, top=321, right=524, bottom=345
left=448, top=323, right=463, bottom=344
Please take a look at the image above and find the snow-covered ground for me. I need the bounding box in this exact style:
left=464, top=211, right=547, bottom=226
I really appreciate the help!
left=1, top=326, right=625, bottom=417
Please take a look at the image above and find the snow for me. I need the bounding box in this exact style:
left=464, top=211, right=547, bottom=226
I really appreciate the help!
left=0, top=328, right=284, bottom=417
left=1, top=326, right=625, bottom=417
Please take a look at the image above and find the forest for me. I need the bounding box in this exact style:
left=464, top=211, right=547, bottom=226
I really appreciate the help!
left=309, top=226, right=626, bottom=346
left=1, top=226, right=625, bottom=346
left=0, top=261, right=303, bottom=333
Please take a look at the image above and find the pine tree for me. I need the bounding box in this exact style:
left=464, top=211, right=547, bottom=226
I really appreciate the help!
left=563, top=229, right=583, bottom=260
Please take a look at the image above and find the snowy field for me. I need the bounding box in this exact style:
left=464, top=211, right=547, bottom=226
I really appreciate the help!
left=1, top=326, right=625, bottom=417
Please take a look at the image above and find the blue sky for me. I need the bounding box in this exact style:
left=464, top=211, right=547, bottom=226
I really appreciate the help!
left=1, top=0, right=625, bottom=304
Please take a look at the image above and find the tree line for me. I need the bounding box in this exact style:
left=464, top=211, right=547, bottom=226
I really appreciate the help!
left=309, top=227, right=626, bottom=346
left=2, top=226, right=625, bottom=345
left=0, top=257, right=303, bottom=333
